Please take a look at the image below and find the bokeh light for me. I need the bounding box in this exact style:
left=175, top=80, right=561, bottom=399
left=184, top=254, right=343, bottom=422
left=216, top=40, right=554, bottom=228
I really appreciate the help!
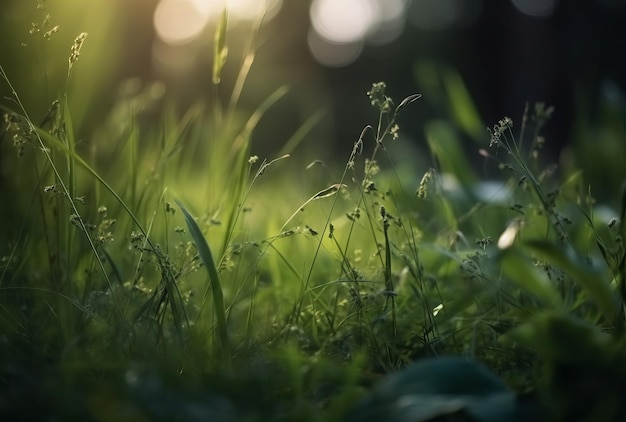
left=308, top=0, right=410, bottom=67
left=307, top=30, right=364, bottom=67
left=310, top=0, right=377, bottom=44
left=154, top=0, right=283, bottom=47
left=154, top=0, right=208, bottom=46
left=188, top=0, right=283, bottom=22
left=366, top=0, right=407, bottom=44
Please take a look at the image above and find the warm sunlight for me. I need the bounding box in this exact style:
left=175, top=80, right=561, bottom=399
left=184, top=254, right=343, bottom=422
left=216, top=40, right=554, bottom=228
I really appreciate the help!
left=310, top=0, right=377, bottom=44
left=308, top=0, right=408, bottom=66
left=154, top=0, right=283, bottom=45
left=154, top=0, right=208, bottom=45
left=3, top=0, right=626, bottom=419
left=188, top=0, right=283, bottom=22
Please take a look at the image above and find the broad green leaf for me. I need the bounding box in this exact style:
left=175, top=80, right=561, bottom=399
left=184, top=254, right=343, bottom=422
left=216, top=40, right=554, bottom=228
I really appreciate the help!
left=349, top=357, right=537, bottom=422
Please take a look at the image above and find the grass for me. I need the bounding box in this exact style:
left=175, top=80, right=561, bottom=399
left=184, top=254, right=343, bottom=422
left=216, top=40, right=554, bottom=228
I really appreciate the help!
left=2, top=7, right=626, bottom=422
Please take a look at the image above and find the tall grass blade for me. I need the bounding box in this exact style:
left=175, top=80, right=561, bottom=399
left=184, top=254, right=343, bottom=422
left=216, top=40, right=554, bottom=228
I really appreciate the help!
left=382, top=217, right=397, bottom=337
left=0, top=67, right=122, bottom=314
left=61, top=97, right=77, bottom=282
left=442, top=68, right=485, bottom=140
left=218, top=86, right=289, bottom=258
left=278, top=108, right=326, bottom=156
left=213, top=8, right=229, bottom=85
left=426, top=121, right=477, bottom=187
left=175, top=199, right=229, bottom=357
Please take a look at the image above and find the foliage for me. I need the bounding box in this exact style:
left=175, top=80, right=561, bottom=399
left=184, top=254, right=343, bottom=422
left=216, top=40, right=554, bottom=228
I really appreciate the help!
left=2, top=6, right=626, bottom=421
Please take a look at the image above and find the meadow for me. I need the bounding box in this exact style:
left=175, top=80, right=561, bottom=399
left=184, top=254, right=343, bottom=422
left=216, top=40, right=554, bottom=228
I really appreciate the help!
left=2, top=6, right=626, bottom=421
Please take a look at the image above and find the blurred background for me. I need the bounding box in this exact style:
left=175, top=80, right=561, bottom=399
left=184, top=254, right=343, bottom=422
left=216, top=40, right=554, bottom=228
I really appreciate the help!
left=1, top=0, right=625, bottom=197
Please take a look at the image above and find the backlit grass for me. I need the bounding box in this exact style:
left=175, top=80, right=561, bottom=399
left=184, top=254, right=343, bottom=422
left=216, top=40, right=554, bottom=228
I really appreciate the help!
left=2, top=6, right=626, bottom=421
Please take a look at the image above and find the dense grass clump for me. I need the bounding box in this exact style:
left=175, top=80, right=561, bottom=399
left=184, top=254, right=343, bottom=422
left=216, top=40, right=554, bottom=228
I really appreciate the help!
left=2, top=8, right=626, bottom=421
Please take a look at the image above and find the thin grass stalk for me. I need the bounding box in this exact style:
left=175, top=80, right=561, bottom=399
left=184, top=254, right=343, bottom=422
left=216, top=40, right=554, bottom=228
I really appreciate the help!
left=289, top=128, right=371, bottom=329
left=381, top=208, right=397, bottom=338
left=243, top=270, right=259, bottom=345
left=1, top=66, right=123, bottom=316
left=226, top=0, right=269, bottom=115
left=218, top=85, right=289, bottom=260
left=341, top=93, right=421, bottom=279
left=61, top=98, right=77, bottom=286
left=209, top=8, right=228, bottom=151
left=128, top=114, right=138, bottom=209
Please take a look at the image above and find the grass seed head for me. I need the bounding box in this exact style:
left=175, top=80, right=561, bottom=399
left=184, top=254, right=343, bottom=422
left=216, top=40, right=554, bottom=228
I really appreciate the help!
left=417, top=169, right=433, bottom=199
left=367, top=81, right=393, bottom=112
left=69, top=32, right=88, bottom=67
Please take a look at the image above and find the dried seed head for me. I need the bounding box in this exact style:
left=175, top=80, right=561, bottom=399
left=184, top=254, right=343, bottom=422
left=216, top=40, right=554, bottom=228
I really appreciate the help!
left=43, top=25, right=59, bottom=40
left=69, top=32, right=87, bottom=67
left=417, top=169, right=432, bottom=199
left=312, top=184, right=346, bottom=200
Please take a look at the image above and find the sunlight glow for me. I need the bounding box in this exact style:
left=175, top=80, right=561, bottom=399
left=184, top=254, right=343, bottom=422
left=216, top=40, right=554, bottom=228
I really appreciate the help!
left=310, top=0, right=377, bottom=44
left=366, top=0, right=406, bottom=44
left=188, top=0, right=283, bottom=22
left=307, top=29, right=363, bottom=67
left=154, top=0, right=208, bottom=45
left=154, top=0, right=283, bottom=46
left=308, top=0, right=409, bottom=67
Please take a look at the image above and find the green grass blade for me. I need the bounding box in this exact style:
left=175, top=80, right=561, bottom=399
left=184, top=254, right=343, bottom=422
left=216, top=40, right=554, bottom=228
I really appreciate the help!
left=219, top=85, right=289, bottom=258
left=213, top=8, right=229, bottom=85
left=61, top=97, right=77, bottom=283
left=278, top=108, right=326, bottom=156
left=175, top=199, right=229, bottom=357
left=426, top=120, right=477, bottom=187
left=382, top=218, right=397, bottom=338
left=442, top=68, right=485, bottom=141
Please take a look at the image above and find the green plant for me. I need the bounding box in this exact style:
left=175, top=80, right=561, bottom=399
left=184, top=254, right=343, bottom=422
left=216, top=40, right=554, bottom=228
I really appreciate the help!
left=3, top=4, right=626, bottom=420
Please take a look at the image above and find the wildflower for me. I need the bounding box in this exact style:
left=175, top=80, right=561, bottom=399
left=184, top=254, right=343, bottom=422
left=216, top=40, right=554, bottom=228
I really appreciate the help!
left=390, top=124, right=400, bottom=140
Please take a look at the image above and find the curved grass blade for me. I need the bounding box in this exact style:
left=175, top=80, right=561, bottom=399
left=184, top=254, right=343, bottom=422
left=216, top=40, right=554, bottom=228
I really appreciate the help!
left=175, top=199, right=229, bottom=357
